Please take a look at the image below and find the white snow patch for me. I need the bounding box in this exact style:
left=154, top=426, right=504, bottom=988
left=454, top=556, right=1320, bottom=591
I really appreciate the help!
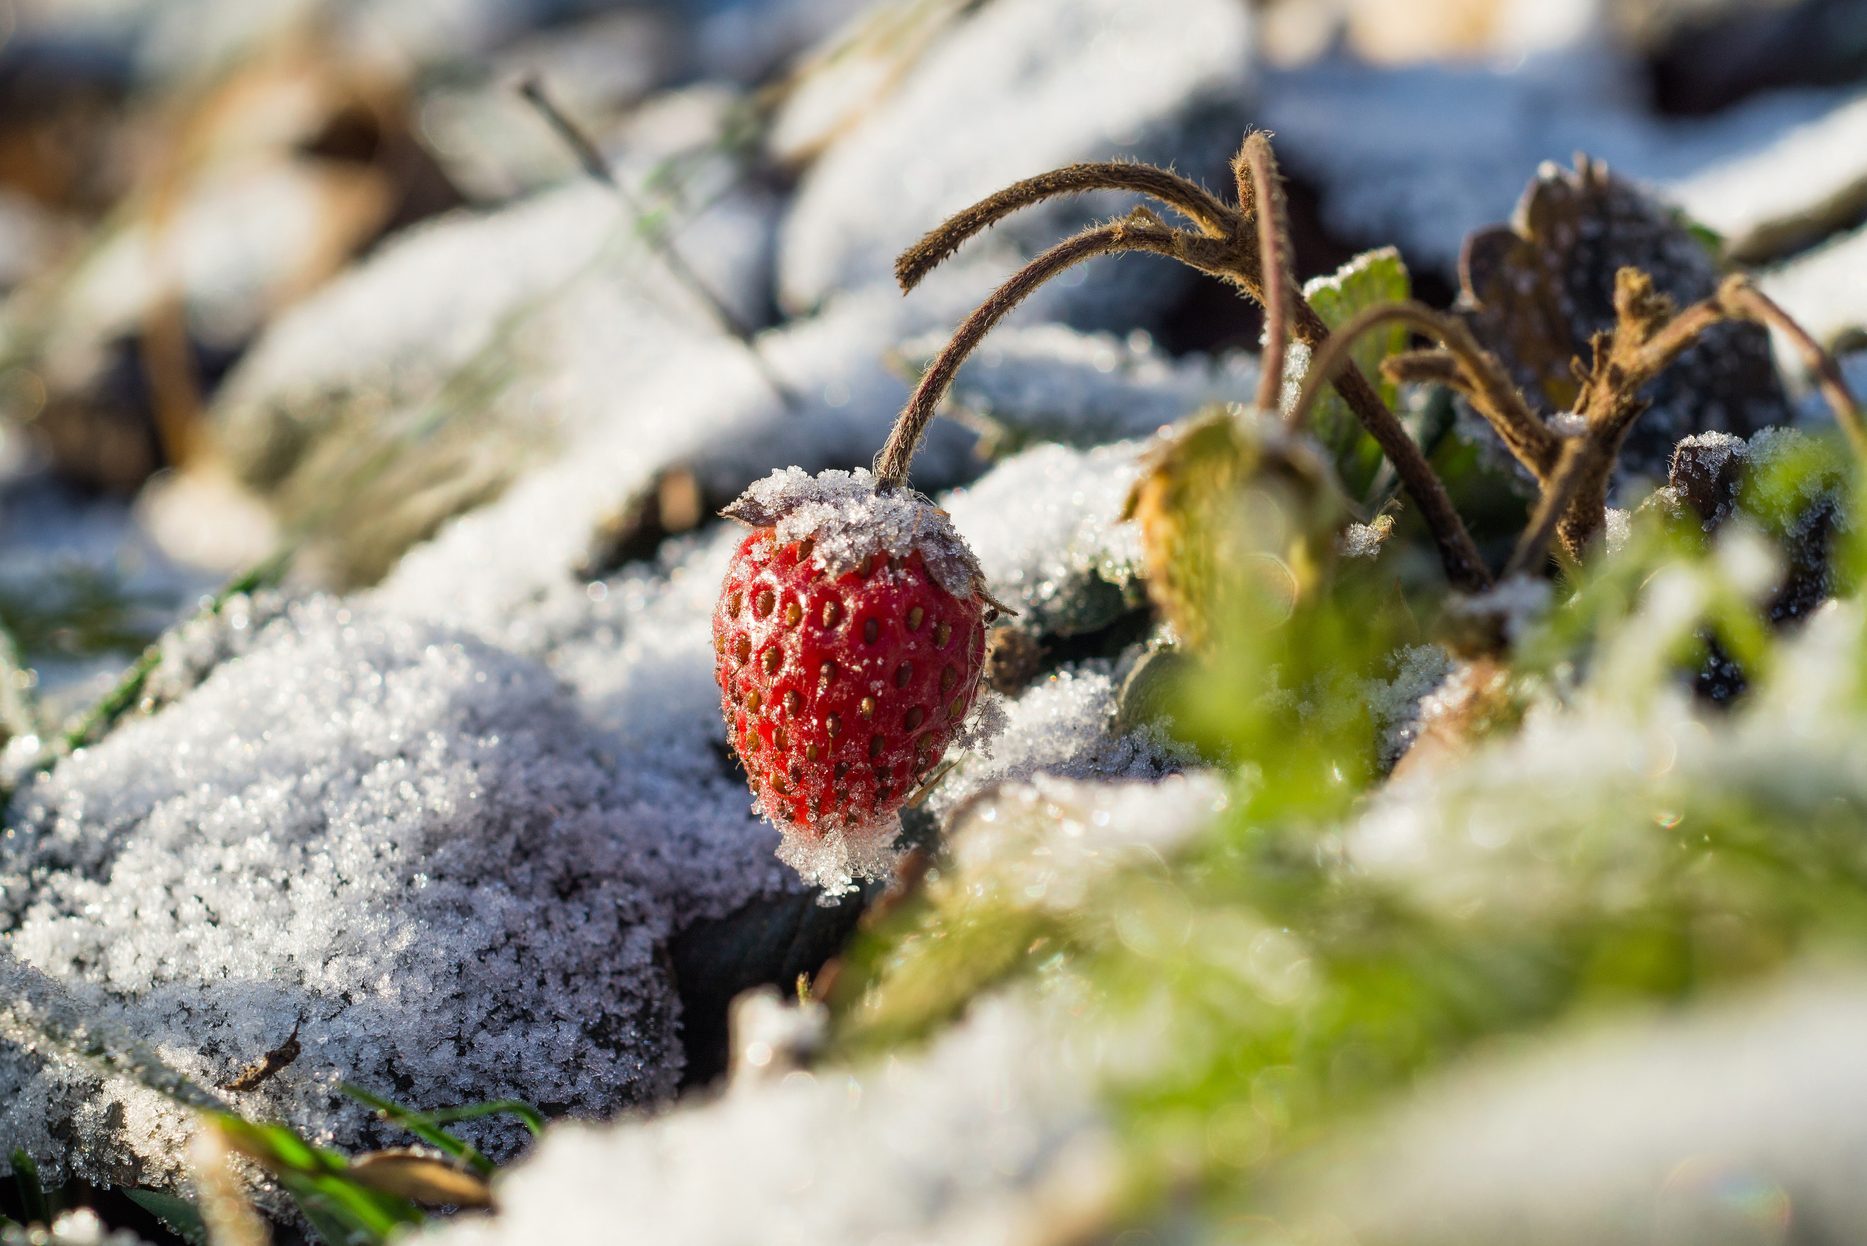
left=926, top=663, right=1192, bottom=823
left=431, top=993, right=1115, bottom=1246
left=941, top=441, right=1148, bottom=634
left=0, top=599, right=686, bottom=1182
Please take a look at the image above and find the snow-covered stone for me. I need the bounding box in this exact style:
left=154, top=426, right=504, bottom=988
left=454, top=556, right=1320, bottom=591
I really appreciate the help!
left=0, top=600, right=694, bottom=1183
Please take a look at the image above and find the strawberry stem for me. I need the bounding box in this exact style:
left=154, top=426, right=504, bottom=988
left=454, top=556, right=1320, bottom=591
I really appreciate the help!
left=1241, top=134, right=1294, bottom=415
left=875, top=211, right=1193, bottom=488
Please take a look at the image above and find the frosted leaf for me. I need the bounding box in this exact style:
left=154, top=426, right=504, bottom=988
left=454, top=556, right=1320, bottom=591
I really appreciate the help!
left=776, top=0, right=1254, bottom=323
left=0, top=599, right=684, bottom=1185
left=940, top=442, right=1149, bottom=636
left=721, top=467, right=985, bottom=602
left=1458, top=159, right=1786, bottom=472
left=1365, top=644, right=1456, bottom=770
left=902, top=324, right=1261, bottom=449
left=428, top=994, right=1115, bottom=1246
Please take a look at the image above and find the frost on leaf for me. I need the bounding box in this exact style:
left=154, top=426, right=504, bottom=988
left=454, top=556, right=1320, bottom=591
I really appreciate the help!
left=0, top=600, right=684, bottom=1184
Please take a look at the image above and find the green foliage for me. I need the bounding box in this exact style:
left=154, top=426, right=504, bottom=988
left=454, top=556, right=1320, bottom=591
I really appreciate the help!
left=833, top=438, right=1867, bottom=1230
left=123, top=1189, right=207, bottom=1245
left=339, top=1083, right=544, bottom=1176
left=8, top=1152, right=47, bottom=1228
left=1300, top=247, right=1411, bottom=500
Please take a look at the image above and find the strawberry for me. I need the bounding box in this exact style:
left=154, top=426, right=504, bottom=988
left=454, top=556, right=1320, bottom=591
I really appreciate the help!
left=713, top=468, right=993, bottom=885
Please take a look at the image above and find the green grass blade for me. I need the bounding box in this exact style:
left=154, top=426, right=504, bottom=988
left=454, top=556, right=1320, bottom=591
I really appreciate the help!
left=338, top=1083, right=493, bottom=1176
left=9, top=1150, right=47, bottom=1226
left=125, top=1188, right=208, bottom=1245
left=427, top=1098, right=546, bottom=1138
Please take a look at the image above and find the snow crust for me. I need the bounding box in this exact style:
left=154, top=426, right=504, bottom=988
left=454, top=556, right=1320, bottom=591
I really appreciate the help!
left=0, top=600, right=687, bottom=1182
left=433, top=993, right=1113, bottom=1246
left=940, top=442, right=1148, bottom=636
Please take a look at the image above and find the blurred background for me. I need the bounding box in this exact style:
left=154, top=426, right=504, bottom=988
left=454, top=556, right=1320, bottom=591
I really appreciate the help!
left=1, top=0, right=1864, bottom=717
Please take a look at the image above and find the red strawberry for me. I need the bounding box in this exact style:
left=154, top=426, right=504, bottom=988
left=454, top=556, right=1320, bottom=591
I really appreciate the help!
left=713, top=468, right=993, bottom=885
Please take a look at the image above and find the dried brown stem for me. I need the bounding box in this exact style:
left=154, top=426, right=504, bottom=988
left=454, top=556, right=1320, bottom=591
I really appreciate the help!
left=1242, top=134, right=1293, bottom=414
left=1506, top=437, right=1591, bottom=577
left=876, top=213, right=1191, bottom=486
left=517, top=74, right=800, bottom=408
left=886, top=132, right=1493, bottom=590
left=1281, top=299, right=1491, bottom=588
left=1382, top=349, right=1465, bottom=389
left=1287, top=300, right=1558, bottom=477
left=1716, top=277, right=1867, bottom=459
left=893, top=162, right=1233, bottom=292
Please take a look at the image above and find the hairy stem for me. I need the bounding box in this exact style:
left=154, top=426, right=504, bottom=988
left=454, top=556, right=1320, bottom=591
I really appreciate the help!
left=876, top=214, right=1191, bottom=486
left=1506, top=437, right=1591, bottom=576
left=894, top=163, right=1234, bottom=292
left=1242, top=134, right=1294, bottom=414
left=1284, top=299, right=1492, bottom=589
left=1717, top=277, right=1867, bottom=460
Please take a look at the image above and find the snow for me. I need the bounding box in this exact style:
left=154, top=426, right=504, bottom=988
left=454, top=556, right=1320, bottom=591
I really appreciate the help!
left=212, top=172, right=774, bottom=482
left=941, top=441, right=1149, bottom=637
left=1278, top=971, right=1867, bottom=1246
left=776, top=0, right=1255, bottom=323
left=723, top=467, right=986, bottom=602
left=941, top=772, right=1226, bottom=915
left=1366, top=644, right=1456, bottom=769
left=1762, top=220, right=1867, bottom=350
left=432, top=993, right=1114, bottom=1246
left=0, top=599, right=689, bottom=1184
left=1263, top=53, right=1865, bottom=270
left=924, top=662, right=1193, bottom=822
left=907, top=324, right=1262, bottom=449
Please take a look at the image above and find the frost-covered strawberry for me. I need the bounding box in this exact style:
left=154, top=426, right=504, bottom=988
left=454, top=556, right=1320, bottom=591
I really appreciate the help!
left=714, top=468, right=993, bottom=890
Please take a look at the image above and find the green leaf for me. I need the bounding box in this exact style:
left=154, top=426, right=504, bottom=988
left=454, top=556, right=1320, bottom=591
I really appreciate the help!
left=125, top=1188, right=209, bottom=1246
left=425, top=1098, right=546, bottom=1140
left=339, top=1084, right=494, bottom=1176
left=1300, top=247, right=1411, bottom=500
left=9, top=1150, right=47, bottom=1226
